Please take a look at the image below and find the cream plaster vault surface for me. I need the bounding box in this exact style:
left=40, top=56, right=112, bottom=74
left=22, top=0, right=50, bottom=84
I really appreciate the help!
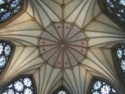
left=0, top=0, right=125, bottom=94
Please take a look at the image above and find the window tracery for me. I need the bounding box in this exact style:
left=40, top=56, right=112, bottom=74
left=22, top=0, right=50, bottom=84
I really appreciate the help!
left=98, top=0, right=125, bottom=29
left=0, top=40, right=14, bottom=74
left=57, top=90, right=67, bottom=94
left=2, top=75, right=36, bottom=94
left=88, top=77, right=118, bottom=94
left=0, top=0, right=27, bottom=28
left=52, top=86, right=70, bottom=94
left=112, top=44, right=125, bottom=85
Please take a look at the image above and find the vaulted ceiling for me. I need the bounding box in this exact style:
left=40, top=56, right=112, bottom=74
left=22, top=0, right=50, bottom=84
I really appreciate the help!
left=0, top=0, right=125, bottom=94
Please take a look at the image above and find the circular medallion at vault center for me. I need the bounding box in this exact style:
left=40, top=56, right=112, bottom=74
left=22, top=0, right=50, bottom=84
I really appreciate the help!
left=39, top=22, right=87, bottom=68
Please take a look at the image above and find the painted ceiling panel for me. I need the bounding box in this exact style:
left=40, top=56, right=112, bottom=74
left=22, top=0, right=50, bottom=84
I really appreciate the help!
left=89, top=37, right=125, bottom=47
left=38, top=0, right=62, bottom=20
left=63, top=71, right=77, bottom=94
left=96, top=14, right=121, bottom=29
left=1, top=20, right=41, bottom=32
left=48, top=73, right=62, bottom=93
left=65, top=0, right=85, bottom=20
left=39, top=1, right=60, bottom=22
left=76, top=0, right=93, bottom=28
left=90, top=49, right=116, bottom=75
left=45, top=69, right=61, bottom=92
left=73, top=66, right=82, bottom=94
left=27, top=1, right=34, bottom=17
left=93, top=0, right=101, bottom=18
left=85, top=21, right=123, bottom=34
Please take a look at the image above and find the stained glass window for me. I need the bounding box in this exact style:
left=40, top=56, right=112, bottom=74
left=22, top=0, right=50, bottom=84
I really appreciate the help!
left=0, top=0, right=25, bottom=25
left=57, top=90, right=67, bottom=94
left=98, top=0, right=125, bottom=29
left=52, top=86, right=70, bottom=94
left=116, top=45, right=125, bottom=71
left=88, top=77, right=118, bottom=94
left=112, top=44, right=125, bottom=85
left=1, top=75, right=36, bottom=94
left=0, top=40, right=14, bottom=74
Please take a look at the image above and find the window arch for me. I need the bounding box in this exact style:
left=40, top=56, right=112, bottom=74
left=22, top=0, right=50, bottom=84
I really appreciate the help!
left=87, top=77, right=118, bottom=94
left=98, top=0, right=125, bottom=30
left=112, top=44, right=125, bottom=86
left=52, top=86, right=71, bottom=94
left=0, top=40, right=15, bottom=77
left=1, top=75, right=36, bottom=94
left=0, top=0, right=27, bottom=28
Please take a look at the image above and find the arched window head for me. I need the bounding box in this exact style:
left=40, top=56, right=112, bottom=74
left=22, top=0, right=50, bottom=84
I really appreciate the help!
left=1, top=75, right=36, bottom=94
left=57, top=90, right=67, bottom=94
left=52, top=86, right=71, bottom=94
left=0, top=40, right=15, bottom=76
left=112, top=44, right=125, bottom=86
left=0, top=0, right=27, bottom=28
left=98, top=0, right=125, bottom=30
left=88, top=77, right=118, bottom=94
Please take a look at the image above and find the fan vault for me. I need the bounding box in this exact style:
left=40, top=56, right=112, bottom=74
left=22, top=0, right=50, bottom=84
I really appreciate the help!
left=0, top=0, right=125, bottom=94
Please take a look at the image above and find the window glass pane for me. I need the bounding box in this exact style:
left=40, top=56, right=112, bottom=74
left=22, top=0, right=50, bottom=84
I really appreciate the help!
left=57, top=90, right=67, bottom=94
left=112, top=44, right=125, bottom=84
left=52, top=86, right=70, bottom=94
left=105, top=0, right=125, bottom=21
left=89, top=78, right=118, bottom=94
left=2, top=75, right=36, bottom=94
left=116, top=45, right=125, bottom=72
left=98, top=0, right=125, bottom=29
left=0, top=0, right=24, bottom=23
left=120, top=0, right=125, bottom=5
left=0, top=40, right=14, bottom=73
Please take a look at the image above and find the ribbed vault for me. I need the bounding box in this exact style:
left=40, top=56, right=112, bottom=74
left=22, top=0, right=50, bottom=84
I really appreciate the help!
left=0, top=0, right=125, bottom=94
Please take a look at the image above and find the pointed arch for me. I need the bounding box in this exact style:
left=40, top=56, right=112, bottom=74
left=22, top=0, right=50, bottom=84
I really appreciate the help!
left=112, top=43, right=125, bottom=86
left=1, top=74, right=37, bottom=94
left=0, top=0, right=28, bottom=28
left=98, top=0, right=125, bottom=30
left=0, top=40, right=15, bottom=79
left=52, top=86, right=71, bottom=94
left=87, top=76, right=119, bottom=94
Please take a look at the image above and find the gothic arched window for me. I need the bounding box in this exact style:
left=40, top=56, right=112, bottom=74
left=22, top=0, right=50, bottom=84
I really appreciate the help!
left=52, top=86, right=71, bottom=94
left=0, top=40, right=14, bottom=76
left=0, top=0, right=27, bottom=28
left=88, top=77, right=118, bottom=94
left=57, top=90, right=67, bottom=94
left=112, top=44, right=125, bottom=85
left=1, top=75, right=36, bottom=94
left=98, top=0, right=125, bottom=30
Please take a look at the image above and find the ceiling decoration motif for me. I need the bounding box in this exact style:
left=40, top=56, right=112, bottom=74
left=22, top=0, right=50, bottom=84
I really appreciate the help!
left=0, top=40, right=14, bottom=77
left=39, top=22, right=87, bottom=68
left=0, top=0, right=27, bottom=28
left=0, top=0, right=125, bottom=94
left=112, top=44, right=125, bottom=86
left=98, top=0, right=125, bottom=30
left=88, top=77, right=118, bottom=94
left=1, top=75, right=36, bottom=94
